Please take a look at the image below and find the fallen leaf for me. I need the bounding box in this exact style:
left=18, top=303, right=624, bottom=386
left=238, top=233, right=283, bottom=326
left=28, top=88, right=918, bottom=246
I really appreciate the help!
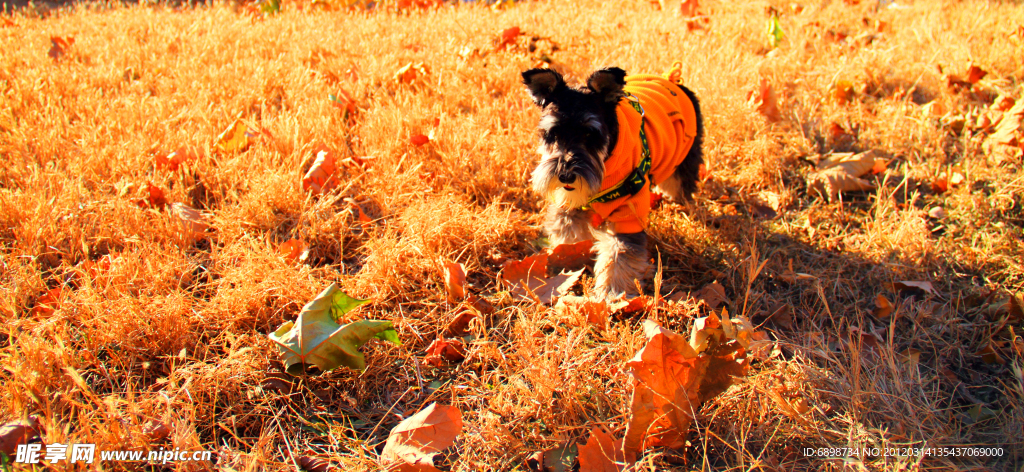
left=622, top=318, right=756, bottom=460
left=497, top=26, right=521, bottom=49
left=977, top=343, right=1004, bottom=364
left=891, top=281, right=940, bottom=297
left=501, top=254, right=582, bottom=304
left=899, top=348, right=921, bottom=370
left=278, top=238, right=308, bottom=263
left=678, top=0, right=699, bottom=17
left=297, top=456, right=331, bottom=472
left=1006, top=294, right=1023, bottom=322
left=329, top=89, right=358, bottom=123
left=441, top=259, right=467, bottom=302
left=446, top=308, right=477, bottom=336
left=547, top=240, right=594, bottom=275
left=766, top=12, right=784, bottom=48
left=410, top=134, right=430, bottom=146
left=141, top=420, right=170, bottom=442
left=169, top=202, right=209, bottom=243
left=766, top=302, right=794, bottom=330
left=381, top=403, right=463, bottom=472
left=395, top=62, right=430, bottom=84
left=424, top=337, right=466, bottom=367
left=0, top=417, right=39, bottom=457
left=576, top=427, right=626, bottom=472
left=302, top=146, right=340, bottom=194
left=155, top=147, right=195, bottom=172
left=48, top=36, right=73, bottom=60
left=615, top=295, right=657, bottom=315
left=556, top=295, right=614, bottom=328
left=268, top=284, right=398, bottom=375
left=142, top=182, right=167, bottom=210
left=344, top=198, right=375, bottom=230
left=807, top=166, right=876, bottom=201
left=830, top=80, right=855, bottom=104
left=525, top=442, right=578, bottom=472
left=817, top=151, right=877, bottom=177
left=694, top=281, right=727, bottom=309
left=966, top=64, right=988, bottom=84
left=871, top=157, right=890, bottom=174
left=748, top=77, right=781, bottom=122
left=873, top=294, right=894, bottom=319
left=31, top=287, right=63, bottom=317
left=215, top=118, right=250, bottom=153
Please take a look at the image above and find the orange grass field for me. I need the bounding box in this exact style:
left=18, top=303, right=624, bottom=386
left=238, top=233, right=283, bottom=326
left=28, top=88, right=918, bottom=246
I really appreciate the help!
left=2, top=0, right=1024, bottom=470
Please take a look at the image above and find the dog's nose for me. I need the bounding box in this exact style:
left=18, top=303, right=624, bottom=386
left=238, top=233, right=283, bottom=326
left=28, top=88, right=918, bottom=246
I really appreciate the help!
left=557, top=173, right=575, bottom=184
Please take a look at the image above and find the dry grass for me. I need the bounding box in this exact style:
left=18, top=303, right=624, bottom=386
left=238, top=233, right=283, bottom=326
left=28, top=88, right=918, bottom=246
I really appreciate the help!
left=1, top=0, right=1023, bottom=470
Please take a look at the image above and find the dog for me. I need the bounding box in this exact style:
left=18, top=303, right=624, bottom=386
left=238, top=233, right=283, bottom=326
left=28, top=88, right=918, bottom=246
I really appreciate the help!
left=522, top=65, right=704, bottom=299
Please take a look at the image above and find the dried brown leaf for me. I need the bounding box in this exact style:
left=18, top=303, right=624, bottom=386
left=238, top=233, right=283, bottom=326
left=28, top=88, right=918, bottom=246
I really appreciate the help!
left=577, top=427, right=626, bottom=472
left=424, top=338, right=466, bottom=367
left=441, top=259, right=467, bottom=302
left=0, top=417, right=39, bottom=456
left=381, top=403, right=462, bottom=472
left=547, top=240, right=593, bottom=275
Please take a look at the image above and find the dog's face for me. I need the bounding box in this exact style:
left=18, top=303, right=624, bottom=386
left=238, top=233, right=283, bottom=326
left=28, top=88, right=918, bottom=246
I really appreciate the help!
left=522, top=67, right=627, bottom=209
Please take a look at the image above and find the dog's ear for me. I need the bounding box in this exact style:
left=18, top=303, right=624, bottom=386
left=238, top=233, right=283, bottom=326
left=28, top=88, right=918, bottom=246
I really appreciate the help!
left=587, top=67, right=627, bottom=103
left=522, top=68, right=565, bottom=106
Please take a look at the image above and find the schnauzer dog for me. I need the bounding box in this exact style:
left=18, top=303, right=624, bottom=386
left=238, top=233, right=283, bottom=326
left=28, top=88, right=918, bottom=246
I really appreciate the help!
left=522, top=65, right=704, bottom=299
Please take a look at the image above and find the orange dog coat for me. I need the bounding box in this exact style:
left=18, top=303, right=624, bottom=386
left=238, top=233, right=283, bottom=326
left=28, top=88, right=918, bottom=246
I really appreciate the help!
left=586, top=73, right=700, bottom=234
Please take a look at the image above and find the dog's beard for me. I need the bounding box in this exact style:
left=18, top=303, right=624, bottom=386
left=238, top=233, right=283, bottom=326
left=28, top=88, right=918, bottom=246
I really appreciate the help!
left=531, top=145, right=605, bottom=209
left=547, top=177, right=592, bottom=209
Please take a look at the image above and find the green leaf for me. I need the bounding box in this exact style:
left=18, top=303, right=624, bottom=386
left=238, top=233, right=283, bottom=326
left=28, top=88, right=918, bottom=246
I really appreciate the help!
left=330, top=289, right=371, bottom=322
left=260, top=0, right=280, bottom=15
left=268, top=284, right=399, bottom=375
left=766, top=14, right=784, bottom=48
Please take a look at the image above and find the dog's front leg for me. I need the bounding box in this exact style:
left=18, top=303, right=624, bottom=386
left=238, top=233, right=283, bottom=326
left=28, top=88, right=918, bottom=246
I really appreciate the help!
left=544, top=204, right=594, bottom=246
left=594, top=231, right=650, bottom=299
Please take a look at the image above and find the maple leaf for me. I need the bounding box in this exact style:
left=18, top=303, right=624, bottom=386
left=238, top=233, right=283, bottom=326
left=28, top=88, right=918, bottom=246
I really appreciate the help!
left=302, top=145, right=340, bottom=194
left=577, top=427, right=626, bottom=472
left=501, top=253, right=582, bottom=304
left=215, top=118, right=250, bottom=153
left=424, top=337, right=466, bottom=367
left=748, top=78, right=780, bottom=122
left=622, top=317, right=760, bottom=460
left=268, top=284, right=398, bottom=375
left=547, top=240, right=593, bottom=275
left=381, top=403, right=462, bottom=472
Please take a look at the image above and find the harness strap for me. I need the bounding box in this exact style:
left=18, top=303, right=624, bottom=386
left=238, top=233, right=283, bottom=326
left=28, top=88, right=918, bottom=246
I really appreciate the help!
left=585, top=94, right=652, bottom=206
